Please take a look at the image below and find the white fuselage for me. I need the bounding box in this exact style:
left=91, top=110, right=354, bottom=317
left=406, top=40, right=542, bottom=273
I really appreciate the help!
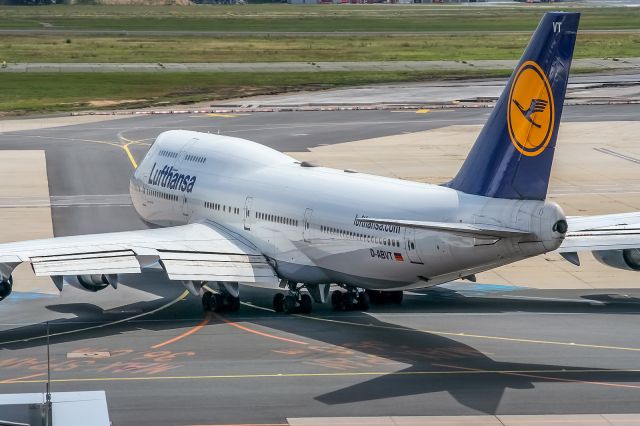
left=130, top=130, right=565, bottom=290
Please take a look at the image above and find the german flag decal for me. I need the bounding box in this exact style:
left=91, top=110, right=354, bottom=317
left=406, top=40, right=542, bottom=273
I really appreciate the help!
left=394, top=253, right=404, bottom=262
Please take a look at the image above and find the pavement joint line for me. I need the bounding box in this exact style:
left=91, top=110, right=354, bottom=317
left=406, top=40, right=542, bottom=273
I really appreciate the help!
left=3, top=368, right=640, bottom=386
left=594, top=147, right=640, bottom=165
left=184, top=424, right=286, bottom=426
left=283, top=419, right=638, bottom=426
left=150, top=312, right=212, bottom=349
left=0, top=290, right=189, bottom=346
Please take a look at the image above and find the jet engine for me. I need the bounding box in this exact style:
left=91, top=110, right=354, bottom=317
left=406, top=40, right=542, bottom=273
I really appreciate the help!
left=66, top=274, right=111, bottom=292
left=0, top=275, right=12, bottom=301
left=593, top=249, right=640, bottom=271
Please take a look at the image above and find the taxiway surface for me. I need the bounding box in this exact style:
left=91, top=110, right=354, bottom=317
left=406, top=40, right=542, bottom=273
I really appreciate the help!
left=0, top=104, right=639, bottom=425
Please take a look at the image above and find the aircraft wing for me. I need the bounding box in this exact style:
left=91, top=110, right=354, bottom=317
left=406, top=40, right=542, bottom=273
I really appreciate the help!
left=0, top=222, right=278, bottom=292
left=558, top=212, right=640, bottom=252
left=355, top=218, right=531, bottom=238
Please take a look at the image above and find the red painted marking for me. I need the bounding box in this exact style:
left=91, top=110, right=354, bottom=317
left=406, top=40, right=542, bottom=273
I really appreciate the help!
left=1, top=372, right=46, bottom=384
left=151, top=313, right=212, bottom=349
left=213, top=313, right=307, bottom=346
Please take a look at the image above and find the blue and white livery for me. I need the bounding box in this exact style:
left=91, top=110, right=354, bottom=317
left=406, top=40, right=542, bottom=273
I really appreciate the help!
left=0, top=12, right=638, bottom=313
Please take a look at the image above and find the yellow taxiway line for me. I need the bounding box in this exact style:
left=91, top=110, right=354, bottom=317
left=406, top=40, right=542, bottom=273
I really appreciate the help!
left=0, top=291, right=189, bottom=347
left=288, top=312, right=640, bottom=353
left=2, top=368, right=640, bottom=386
left=123, top=141, right=139, bottom=169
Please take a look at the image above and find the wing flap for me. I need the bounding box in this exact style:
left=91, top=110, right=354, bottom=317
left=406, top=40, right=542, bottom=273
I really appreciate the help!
left=0, top=222, right=277, bottom=289
left=159, top=249, right=278, bottom=284
left=30, top=250, right=141, bottom=276
left=567, top=212, right=640, bottom=233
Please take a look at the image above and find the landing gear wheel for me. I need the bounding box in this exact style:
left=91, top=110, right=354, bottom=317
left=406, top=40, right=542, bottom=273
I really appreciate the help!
left=273, top=293, right=285, bottom=313
left=202, top=291, right=214, bottom=312
left=366, top=290, right=383, bottom=305
left=203, top=292, right=224, bottom=313
left=284, top=295, right=298, bottom=314
left=0, top=278, right=12, bottom=302
left=299, top=294, right=313, bottom=314
left=343, top=292, right=356, bottom=311
left=227, top=295, right=240, bottom=312
left=390, top=291, right=403, bottom=305
left=357, top=292, right=370, bottom=311
left=331, top=290, right=344, bottom=311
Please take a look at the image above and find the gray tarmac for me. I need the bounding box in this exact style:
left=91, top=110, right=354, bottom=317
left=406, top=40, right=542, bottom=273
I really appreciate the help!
left=210, top=73, right=640, bottom=107
left=0, top=104, right=639, bottom=425
left=2, top=58, right=639, bottom=73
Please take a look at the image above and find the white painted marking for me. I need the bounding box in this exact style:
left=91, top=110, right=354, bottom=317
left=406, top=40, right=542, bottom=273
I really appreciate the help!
left=505, top=295, right=606, bottom=305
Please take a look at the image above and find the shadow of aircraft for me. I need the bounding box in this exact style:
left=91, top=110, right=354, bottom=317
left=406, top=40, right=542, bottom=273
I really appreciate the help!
left=236, top=285, right=640, bottom=414
left=1, top=282, right=640, bottom=415
left=0, top=271, right=195, bottom=351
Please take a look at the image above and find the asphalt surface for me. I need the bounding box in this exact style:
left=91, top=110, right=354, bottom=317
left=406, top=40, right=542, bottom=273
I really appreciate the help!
left=2, top=29, right=639, bottom=36
left=2, top=58, right=639, bottom=73
left=0, top=104, right=639, bottom=425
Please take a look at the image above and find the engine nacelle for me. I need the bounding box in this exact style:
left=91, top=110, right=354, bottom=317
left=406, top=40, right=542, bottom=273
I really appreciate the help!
left=65, top=274, right=111, bottom=292
left=593, top=249, right=640, bottom=271
left=0, top=275, right=13, bottom=301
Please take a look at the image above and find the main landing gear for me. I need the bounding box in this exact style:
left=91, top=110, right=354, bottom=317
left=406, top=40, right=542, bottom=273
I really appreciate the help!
left=0, top=276, right=12, bottom=301
left=271, top=282, right=403, bottom=314
left=273, top=280, right=313, bottom=314
left=331, top=286, right=370, bottom=312
left=365, top=289, right=403, bottom=305
left=201, top=282, right=240, bottom=313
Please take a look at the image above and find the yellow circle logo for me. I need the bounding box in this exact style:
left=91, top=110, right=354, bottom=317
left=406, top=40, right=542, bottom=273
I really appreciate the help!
left=507, top=60, right=555, bottom=157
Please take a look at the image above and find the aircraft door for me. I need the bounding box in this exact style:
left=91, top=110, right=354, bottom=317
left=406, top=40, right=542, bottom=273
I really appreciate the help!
left=181, top=193, right=193, bottom=222
left=244, top=196, right=254, bottom=231
left=303, top=208, right=313, bottom=242
left=141, top=172, right=150, bottom=206
left=404, top=227, right=424, bottom=264
left=174, top=138, right=197, bottom=222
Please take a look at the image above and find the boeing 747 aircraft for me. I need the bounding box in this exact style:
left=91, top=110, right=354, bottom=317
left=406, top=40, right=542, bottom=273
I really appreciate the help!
left=0, top=12, right=638, bottom=314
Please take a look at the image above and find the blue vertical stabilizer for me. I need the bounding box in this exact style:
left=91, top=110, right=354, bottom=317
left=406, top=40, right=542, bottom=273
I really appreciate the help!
left=447, top=12, right=579, bottom=200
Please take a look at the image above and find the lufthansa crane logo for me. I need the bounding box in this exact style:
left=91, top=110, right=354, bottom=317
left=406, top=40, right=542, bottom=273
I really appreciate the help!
left=507, top=60, right=555, bottom=157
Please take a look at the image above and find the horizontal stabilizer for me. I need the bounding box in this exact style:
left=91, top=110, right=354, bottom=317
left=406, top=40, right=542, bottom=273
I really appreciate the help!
left=356, top=218, right=532, bottom=239
left=559, top=212, right=640, bottom=253
left=566, top=212, right=640, bottom=233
